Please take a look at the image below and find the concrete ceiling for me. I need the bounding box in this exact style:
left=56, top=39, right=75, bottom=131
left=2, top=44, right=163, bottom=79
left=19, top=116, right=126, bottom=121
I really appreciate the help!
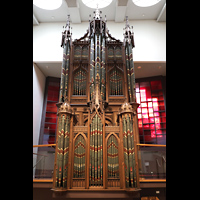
left=33, top=0, right=166, bottom=25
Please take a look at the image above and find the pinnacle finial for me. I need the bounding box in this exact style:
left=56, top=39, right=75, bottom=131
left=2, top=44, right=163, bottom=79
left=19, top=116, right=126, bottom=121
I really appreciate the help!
left=123, top=15, right=134, bottom=46
left=93, top=4, right=102, bottom=20
left=61, top=15, right=72, bottom=47
left=66, top=15, right=70, bottom=29
left=125, top=16, right=130, bottom=31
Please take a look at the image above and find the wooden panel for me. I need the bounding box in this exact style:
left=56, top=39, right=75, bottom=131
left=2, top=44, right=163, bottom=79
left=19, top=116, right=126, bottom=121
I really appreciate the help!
left=73, top=126, right=88, bottom=132
left=107, top=178, right=120, bottom=187
left=72, top=178, right=85, bottom=188
left=105, top=126, right=120, bottom=133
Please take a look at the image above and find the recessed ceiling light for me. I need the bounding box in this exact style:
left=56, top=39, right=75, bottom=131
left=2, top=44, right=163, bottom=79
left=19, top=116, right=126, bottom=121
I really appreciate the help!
left=137, top=66, right=142, bottom=69
left=142, top=14, right=145, bottom=17
left=51, top=16, right=55, bottom=19
left=82, top=0, right=112, bottom=9
left=33, top=0, right=62, bottom=10
left=132, top=0, right=161, bottom=7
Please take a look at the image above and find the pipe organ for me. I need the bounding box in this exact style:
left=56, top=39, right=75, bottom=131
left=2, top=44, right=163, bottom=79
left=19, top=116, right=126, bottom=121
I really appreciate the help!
left=52, top=9, right=141, bottom=198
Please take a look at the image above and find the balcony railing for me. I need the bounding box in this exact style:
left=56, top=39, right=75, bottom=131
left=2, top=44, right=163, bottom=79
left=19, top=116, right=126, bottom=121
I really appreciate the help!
left=137, top=144, right=166, bottom=182
left=33, top=144, right=56, bottom=181
left=33, top=144, right=166, bottom=183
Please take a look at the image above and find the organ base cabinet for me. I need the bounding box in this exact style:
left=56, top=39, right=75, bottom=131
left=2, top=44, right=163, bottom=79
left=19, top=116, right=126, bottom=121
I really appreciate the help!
left=51, top=9, right=141, bottom=198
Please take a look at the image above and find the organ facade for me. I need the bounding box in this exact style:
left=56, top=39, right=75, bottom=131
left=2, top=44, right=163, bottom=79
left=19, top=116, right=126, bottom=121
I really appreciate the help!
left=52, top=9, right=141, bottom=198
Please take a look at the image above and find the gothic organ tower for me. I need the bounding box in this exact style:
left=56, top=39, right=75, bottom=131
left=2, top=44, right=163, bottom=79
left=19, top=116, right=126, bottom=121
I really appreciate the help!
left=52, top=10, right=141, bottom=199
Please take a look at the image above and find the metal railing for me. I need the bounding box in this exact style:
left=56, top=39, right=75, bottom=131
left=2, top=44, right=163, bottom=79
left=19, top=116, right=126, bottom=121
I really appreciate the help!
left=33, top=144, right=166, bottom=183
left=137, top=144, right=166, bottom=182
left=33, top=144, right=56, bottom=180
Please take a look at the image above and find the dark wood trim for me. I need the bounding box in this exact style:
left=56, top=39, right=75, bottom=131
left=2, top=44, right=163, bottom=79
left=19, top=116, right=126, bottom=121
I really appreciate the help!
left=52, top=190, right=140, bottom=199
left=140, top=182, right=166, bottom=188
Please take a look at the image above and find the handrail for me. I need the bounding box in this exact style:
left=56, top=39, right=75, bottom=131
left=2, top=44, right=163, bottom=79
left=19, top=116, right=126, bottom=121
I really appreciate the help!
left=139, top=179, right=166, bottom=182
left=137, top=144, right=166, bottom=147
left=137, top=143, right=166, bottom=182
left=33, top=179, right=53, bottom=182
left=33, top=144, right=56, bottom=147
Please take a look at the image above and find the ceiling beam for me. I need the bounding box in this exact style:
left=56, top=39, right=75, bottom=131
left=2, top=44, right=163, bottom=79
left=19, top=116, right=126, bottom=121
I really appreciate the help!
left=65, top=0, right=81, bottom=23
left=33, top=13, right=39, bottom=25
left=157, top=3, right=166, bottom=22
left=65, top=0, right=77, bottom=7
left=115, top=0, right=128, bottom=22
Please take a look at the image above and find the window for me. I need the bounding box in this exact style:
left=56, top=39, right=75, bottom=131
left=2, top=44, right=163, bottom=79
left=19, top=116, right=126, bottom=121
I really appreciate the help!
left=132, top=0, right=161, bottom=8
left=39, top=77, right=60, bottom=144
left=33, top=0, right=62, bottom=10
left=136, top=78, right=166, bottom=144
left=82, top=0, right=112, bottom=9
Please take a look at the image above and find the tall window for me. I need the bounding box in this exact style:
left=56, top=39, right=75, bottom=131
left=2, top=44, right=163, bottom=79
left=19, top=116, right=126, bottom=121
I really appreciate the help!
left=135, top=78, right=166, bottom=144
left=39, top=77, right=60, bottom=144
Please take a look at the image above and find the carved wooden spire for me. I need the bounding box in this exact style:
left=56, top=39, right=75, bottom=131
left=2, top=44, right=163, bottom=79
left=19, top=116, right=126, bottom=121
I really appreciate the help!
left=61, top=15, right=72, bottom=47
left=90, top=73, right=103, bottom=114
left=123, top=16, right=135, bottom=47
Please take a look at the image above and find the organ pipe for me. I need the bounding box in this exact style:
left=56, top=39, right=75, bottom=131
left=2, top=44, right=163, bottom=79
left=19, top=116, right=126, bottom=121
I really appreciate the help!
left=73, top=135, right=85, bottom=178
left=56, top=114, right=71, bottom=188
left=90, top=36, right=95, bottom=100
left=73, top=69, right=86, bottom=95
left=89, top=114, right=103, bottom=186
left=123, top=115, right=129, bottom=188
left=110, top=68, right=123, bottom=95
left=107, top=135, right=119, bottom=178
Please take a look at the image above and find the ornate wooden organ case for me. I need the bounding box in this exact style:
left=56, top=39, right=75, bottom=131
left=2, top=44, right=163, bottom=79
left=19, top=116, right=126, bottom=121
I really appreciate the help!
left=52, top=10, right=141, bottom=198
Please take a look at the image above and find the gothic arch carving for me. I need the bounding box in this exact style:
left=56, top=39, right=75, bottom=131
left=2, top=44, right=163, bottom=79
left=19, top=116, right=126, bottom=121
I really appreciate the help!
left=84, top=116, right=113, bottom=126
left=72, top=133, right=87, bottom=180
left=106, top=132, right=120, bottom=182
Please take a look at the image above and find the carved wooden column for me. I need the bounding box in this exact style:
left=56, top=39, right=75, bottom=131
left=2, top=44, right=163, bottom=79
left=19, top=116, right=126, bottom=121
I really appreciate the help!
left=52, top=100, right=73, bottom=191
left=59, top=15, right=72, bottom=103
left=118, top=101, right=140, bottom=190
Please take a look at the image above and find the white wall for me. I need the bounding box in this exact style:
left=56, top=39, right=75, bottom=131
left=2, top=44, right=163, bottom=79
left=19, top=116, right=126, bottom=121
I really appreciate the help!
left=33, top=20, right=166, bottom=62
left=33, top=63, right=46, bottom=146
